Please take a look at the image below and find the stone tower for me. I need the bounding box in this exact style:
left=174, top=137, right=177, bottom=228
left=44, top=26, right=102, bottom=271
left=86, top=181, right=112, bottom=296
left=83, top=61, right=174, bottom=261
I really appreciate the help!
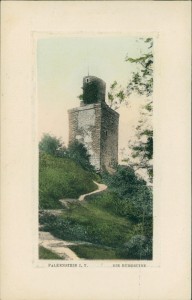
left=68, top=75, right=119, bottom=172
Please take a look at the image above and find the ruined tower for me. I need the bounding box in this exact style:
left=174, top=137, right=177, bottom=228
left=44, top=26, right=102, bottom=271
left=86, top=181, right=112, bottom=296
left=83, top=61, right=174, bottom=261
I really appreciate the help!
left=68, top=76, right=119, bottom=172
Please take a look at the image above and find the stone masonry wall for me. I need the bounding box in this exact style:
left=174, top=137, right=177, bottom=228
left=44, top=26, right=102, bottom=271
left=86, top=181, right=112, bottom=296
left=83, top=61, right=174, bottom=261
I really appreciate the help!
left=68, top=104, right=102, bottom=170
left=100, top=103, right=119, bottom=172
left=68, top=102, right=119, bottom=172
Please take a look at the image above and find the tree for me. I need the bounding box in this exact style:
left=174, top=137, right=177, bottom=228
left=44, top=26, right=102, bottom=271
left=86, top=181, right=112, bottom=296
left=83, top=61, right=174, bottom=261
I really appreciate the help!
left=67, top=140, right=95, bottom=172
left=125, top=38, right=153, bottom=182
left=125, top=103, right=153, bottom=182
left=126, top=38, right=153, bottom=98
left=39, top=133, right=66, bottom=157
left=108, top=81, right=126, bottom=110
left=107, top=38, right=153, bottom=183
left=108, top=38, right=153, bottom=109
left=103, top=165, right=153, bottom=259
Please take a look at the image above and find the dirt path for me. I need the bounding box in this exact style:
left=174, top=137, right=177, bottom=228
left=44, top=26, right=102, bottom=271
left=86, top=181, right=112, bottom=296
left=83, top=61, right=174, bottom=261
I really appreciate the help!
left=39, top=232, right=80, bottom=260
left=79, top=181, right=107, bottom=201
left=39, top=181, right=107, bottom=259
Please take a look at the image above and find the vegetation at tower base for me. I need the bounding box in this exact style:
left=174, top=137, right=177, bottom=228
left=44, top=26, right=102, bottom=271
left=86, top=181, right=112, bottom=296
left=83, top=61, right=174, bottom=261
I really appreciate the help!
left=67, top=140, right=95, bottom=172
left=39, top=134, right=95, bottom=172
left=107, top=38, right=153, bottom=183
left=39, top=134, right=152, bottom=259
left=39, top=134, right=98, bottom=209
left=39, top=133, right=66, bottom=157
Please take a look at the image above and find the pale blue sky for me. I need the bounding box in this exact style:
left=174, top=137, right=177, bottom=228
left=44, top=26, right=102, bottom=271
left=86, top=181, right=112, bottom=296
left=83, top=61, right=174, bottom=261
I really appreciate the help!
left=37, top=36, right=148, bottom=159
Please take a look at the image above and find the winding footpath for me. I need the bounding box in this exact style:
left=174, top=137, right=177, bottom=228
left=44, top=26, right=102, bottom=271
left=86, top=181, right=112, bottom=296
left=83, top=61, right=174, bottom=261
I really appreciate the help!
left=39, top=232, right=79, bottom=260
left=39, top=181, right=107, bottom=260
left=78, top=181, right=107, bottom=201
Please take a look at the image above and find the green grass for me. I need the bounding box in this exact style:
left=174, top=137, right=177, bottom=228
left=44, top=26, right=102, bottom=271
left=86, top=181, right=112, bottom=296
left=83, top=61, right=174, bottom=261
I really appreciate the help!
left=39, top=156, right=152, bottom=259
left=39, top=153, right=97, bottom=209
left=40, top=195, right=135, bottom=249
left=69, top=244, right=120, bottom=259
left=39, top=246, right=62, bottom=259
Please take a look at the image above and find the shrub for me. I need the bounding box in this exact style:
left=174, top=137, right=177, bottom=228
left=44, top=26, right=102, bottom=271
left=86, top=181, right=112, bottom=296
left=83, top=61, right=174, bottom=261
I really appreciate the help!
left=67, top=140, right=95, bottom=172
left=39, top=133, right=66, bottom=157
left=102, top=165, right=152, bottom=220
left=121, top=235, right=152, bottom=259
left=40, top=213, right=89, bottom=242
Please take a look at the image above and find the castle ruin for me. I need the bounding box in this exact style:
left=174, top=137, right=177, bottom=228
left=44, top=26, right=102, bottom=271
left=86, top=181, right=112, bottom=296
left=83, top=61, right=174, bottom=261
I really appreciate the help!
left=68, top=76, right=119, bottom=172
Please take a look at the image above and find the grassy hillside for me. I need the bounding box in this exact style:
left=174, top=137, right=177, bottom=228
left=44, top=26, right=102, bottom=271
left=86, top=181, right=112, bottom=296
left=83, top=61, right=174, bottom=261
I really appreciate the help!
left=40, top=190, right=152, bottom=259
left=39, top=152, right=98, bottom=209
left=39, top=152, right=152, bottom=260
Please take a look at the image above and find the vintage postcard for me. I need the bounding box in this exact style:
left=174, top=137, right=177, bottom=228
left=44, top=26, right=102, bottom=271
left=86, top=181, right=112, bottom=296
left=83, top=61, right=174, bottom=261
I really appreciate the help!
left=1, top=1, right=191, bottom=300
left=37, top=34, right=154, bottom=263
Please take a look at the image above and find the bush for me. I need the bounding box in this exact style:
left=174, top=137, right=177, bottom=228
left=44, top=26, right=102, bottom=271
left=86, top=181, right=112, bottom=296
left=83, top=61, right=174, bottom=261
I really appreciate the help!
left=39, top=133, right=66, bottom=157
left=67, top=140, right=95, bottom=172
left=102, top=165, right=153, bottom=220
left=117, top=235, right=152, bottom=260
left=40, top=213, right=89, bottom=242
left=39, top=134, right=95, bottom=172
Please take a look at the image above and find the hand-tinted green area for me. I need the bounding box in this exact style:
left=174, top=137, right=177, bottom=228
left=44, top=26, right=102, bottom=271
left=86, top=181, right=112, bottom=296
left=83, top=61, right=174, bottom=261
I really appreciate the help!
left=39, top=153, right=97, bottom=209
left=40, top=166, right=152, bottom=260
left=68, top=244, right=119, bottom=260
left=39, top=246, right=62, bottom=260
left=39, top=134, right=152, bottom=260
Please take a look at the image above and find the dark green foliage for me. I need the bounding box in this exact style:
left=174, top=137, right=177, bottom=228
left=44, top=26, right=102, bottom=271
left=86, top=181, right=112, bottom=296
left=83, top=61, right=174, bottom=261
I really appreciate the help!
left=67, top=140, right=95, bottom=172
left=39, top=152, right=97, bottom=209
left=118, top=235, right=152, bottom=260
left=39, top=134, right=95, bottom=172
left=127, top=102, right=153, bottom=182
left=101, top=166, right=153, bottom=258
left=77, top=94, right=83, bottom=100
left=39, top=133, right=66, bottom=157
left=40, top=213, right=89, bottom=241
left=102, top=166, right=152, bottom=219
left=132, top=135, right=153, bottom=161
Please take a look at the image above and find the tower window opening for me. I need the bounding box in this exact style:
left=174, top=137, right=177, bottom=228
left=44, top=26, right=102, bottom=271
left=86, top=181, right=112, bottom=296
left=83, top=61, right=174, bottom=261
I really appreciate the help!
left=86, top=78, right=89, bottom=83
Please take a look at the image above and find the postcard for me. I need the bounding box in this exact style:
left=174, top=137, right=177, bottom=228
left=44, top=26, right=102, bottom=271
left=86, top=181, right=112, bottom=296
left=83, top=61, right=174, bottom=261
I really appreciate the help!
left=1, top=1, right=191, bottom=300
